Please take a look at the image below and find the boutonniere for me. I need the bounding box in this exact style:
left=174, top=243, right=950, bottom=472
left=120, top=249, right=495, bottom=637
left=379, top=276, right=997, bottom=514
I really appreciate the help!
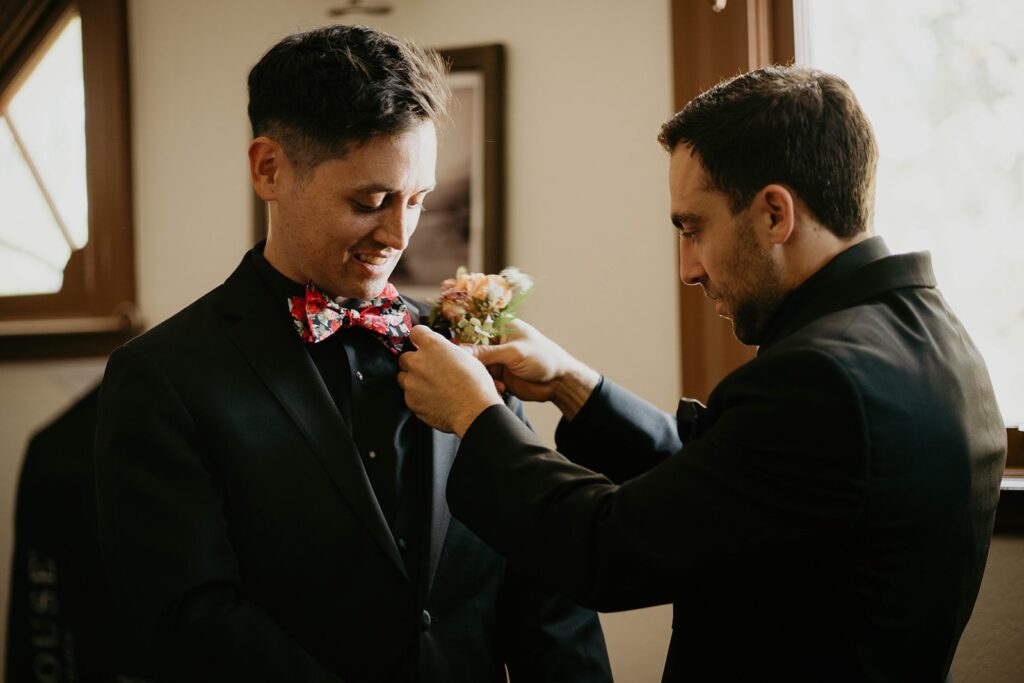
left=428, top=266, right=534, bottom=345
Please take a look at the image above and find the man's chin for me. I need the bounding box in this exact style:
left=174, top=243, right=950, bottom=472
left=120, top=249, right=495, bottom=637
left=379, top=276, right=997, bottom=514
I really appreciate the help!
left=731, top=303, right=779, bottom=346
left=321, top=277, right=389, bottom=301
left=715, top=305, right=758, bottom=345
left=731, top=324, right=757, bottom=346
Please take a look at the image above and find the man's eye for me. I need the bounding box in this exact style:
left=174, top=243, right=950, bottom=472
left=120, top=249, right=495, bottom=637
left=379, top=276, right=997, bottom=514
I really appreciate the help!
left=409, top=193, right=430, bottom=211
left=679, top=230, right=698, bottom=241
left=354, top=201, right=384, bottom=213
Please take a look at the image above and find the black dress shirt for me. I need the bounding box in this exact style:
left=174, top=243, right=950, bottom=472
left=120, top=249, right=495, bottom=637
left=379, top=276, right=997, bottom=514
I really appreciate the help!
left=251, top=248, right=429, bottom=587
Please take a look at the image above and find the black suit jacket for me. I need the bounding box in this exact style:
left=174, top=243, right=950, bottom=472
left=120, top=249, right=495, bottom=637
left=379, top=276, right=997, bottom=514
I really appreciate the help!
left=6, top=386, right=116, bottom=682
left=94, top=250, right=610, bottom=682
left=448, top=238, right=1006, bottom=681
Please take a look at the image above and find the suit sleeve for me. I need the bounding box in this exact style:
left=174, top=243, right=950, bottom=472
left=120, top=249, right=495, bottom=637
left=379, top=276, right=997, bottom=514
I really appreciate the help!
left=94, top=344, right=343, bottom=682
left=554, top=377, right=686, bottom=482
left=496, top=397, right=613, bottom=682
left=447, top=349, right=868, bottom=612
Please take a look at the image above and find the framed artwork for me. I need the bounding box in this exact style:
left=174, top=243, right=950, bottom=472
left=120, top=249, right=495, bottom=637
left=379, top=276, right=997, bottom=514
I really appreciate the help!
left=252, top=43, right=506, bottom=300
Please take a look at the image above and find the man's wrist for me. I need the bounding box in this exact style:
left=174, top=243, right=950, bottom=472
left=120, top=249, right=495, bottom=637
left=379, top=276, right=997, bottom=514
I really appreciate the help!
left=551, top=362, right=601, bottom=421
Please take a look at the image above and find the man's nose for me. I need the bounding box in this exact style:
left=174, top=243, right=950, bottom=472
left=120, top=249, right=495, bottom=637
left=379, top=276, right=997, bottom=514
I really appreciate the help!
left=375, top=205, right=417, bottom=251
left=678, top=245, right=706, bottom=286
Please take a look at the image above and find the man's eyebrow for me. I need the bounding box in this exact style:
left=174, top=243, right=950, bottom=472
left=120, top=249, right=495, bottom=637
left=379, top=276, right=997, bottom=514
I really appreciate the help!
left=671, top=212, right=702, bottom=229
left=353, top=183, right=437, bottom=194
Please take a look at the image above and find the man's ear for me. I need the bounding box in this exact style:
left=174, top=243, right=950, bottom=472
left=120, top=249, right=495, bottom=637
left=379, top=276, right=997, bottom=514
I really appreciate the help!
left=759, top=184, right=796, bottom=245
left=249, top=136, right=285, bottom=201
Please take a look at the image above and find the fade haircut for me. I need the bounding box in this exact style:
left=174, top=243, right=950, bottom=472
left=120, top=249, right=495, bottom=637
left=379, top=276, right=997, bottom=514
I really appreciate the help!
left=247, top=24, right=450, bottom=171
left=658, top=65, right=878, bottom=239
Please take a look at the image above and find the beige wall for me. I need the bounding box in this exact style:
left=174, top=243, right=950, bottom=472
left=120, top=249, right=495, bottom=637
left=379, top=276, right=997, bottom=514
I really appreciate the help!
left=1, top=0, right=678, bottom=678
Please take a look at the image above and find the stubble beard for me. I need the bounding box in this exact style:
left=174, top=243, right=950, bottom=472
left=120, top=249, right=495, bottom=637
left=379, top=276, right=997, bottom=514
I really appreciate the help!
left=723, top=216, right=787, bottom=346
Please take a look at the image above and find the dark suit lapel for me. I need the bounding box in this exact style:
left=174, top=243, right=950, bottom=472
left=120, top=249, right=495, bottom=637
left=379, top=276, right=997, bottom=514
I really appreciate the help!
left=221, top=259, right=407, bottom=579
left=426, top=429, right=458, bottom=593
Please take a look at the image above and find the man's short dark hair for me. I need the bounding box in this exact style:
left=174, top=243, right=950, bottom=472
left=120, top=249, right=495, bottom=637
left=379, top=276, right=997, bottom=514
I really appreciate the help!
left=658, top=66, right=878, bottom=239
left=247, top=24, right=449, bottom=170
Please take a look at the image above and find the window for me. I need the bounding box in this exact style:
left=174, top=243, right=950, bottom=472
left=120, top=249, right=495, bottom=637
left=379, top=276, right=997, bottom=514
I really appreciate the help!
left=1, top=15, right=87, bottom=297
left=794, top=0, right=1024, bottom=432
left=0, top=0, right=135, bottom=358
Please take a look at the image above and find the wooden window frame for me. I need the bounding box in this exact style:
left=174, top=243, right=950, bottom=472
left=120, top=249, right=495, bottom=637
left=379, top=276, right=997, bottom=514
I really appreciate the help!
left=668, top=0, right=1021, bottom=473
left=0, top=0, right=136, bottom=359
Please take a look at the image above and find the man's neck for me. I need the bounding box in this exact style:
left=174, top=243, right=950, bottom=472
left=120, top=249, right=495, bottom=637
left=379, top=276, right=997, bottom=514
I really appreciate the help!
left=263, top=238, right=308, bottom=289
left=784, top=226, right=872, bottom=292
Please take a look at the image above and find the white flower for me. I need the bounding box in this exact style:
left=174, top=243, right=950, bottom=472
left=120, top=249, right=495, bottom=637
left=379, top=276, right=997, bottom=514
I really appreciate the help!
left=456, top=315, right=496, bottom=345
left=499, top=266, right=534, bottom=296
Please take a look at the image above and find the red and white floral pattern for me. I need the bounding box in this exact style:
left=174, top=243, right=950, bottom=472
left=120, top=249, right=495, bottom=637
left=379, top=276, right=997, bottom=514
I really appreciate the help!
left=288, top=282, right=412, bottom=355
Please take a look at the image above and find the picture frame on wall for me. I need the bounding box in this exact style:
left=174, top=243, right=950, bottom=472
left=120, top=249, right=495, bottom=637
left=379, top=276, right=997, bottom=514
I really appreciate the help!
left=251, top=43, right=506, bottom=301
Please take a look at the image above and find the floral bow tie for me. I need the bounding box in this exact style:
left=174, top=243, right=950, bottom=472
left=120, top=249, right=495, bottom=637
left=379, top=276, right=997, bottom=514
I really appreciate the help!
left=288, top=282, right=413, bottom=355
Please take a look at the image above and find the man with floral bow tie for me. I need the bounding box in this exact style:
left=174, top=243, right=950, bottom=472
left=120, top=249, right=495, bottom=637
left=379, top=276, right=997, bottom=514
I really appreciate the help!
left=94, top=25, right=609, bottom=682
left=398, top=66, right=1006, bottom=681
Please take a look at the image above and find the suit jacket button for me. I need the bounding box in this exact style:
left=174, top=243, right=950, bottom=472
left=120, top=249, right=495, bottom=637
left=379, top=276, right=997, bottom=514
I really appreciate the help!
left=397, top=537, right=407, bottom=552
left=420, top=609, right=432, bottom=631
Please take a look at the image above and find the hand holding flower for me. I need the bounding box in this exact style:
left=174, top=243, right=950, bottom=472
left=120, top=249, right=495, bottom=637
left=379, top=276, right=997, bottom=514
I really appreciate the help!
left=467, top=319, right=601, bottom=421
left=417, top=266, right=599, bottom=424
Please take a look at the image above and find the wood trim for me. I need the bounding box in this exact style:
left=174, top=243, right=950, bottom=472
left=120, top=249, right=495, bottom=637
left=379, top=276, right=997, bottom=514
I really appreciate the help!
left=746, top=0, right=772, bottom=69
left=0, top=314, right=130, bottom=336
left=80, top=0, right=135, bottom=315
left=0, top=327, right=135, bottom=359
left=669, top=0, right=794, bottom=402
left=770, top=0, right=795, bottom=66
left=1007, top=429, right=1024, bottom=469
left=994, top=485, right=1024, bottom=536
left=997, top=438, right=1024, bottom=534
left=0, top=0, right=135, bottom=357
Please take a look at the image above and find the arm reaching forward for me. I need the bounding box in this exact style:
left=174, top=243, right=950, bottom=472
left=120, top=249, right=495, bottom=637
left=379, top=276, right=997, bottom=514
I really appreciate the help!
left=397, top=326, right=503, bottom=436
left=398, top=321, right=601, bottom=436
left=468, top=320, right=601, bottom=420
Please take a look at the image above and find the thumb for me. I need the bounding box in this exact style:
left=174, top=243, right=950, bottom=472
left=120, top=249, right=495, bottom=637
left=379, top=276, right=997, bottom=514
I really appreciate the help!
left=466, top=342, right=515, bottom=366
left=408, top=324, right=443, bottom=349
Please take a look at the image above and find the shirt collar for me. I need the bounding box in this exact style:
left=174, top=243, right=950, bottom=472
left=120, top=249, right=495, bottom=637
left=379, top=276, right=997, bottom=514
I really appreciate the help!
left=756, top=235, right=891, bottom=349
left=250, top=240, right=306, bottom=303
